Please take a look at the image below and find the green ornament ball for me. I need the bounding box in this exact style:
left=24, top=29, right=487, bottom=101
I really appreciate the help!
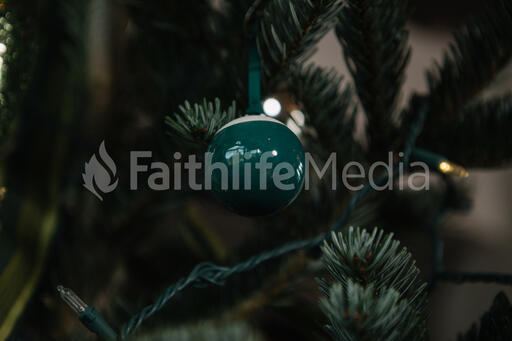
left=206, top=114, right=305, bottom=216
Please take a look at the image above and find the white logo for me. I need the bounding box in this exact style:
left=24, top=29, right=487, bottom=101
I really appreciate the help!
left=82, top=141, right=431, bottom=198
left=82, top=141, right=119, bottom=201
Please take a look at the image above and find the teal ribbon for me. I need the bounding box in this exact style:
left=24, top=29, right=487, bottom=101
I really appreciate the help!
left=246, top=25, right=263, bottom=115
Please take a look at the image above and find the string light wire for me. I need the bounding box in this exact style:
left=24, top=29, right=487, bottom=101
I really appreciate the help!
left=118, top=102, right=430, bottom=337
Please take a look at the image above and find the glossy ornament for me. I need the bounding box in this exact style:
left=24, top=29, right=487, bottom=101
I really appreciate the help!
left=207, top=115, right=305, bottom=216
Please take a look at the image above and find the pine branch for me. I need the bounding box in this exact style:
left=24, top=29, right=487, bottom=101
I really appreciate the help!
left=404, top=0, right=512, bottom=148
left=320, top=281, right=426, bottom=341
left=287, top=64, right=358, bottom=166
left=416, top=96, right=512, bottom=167
left=320, top=227, right=426, bottom=308
left=458, top=292, right=512, bottom=341
left=165, top=98, right=240, bottom=149
left=319, top=227, right=428, bottom=340
left=258, top=0, right=345, bottom=80
left=335, top=0, right=411, bottom=159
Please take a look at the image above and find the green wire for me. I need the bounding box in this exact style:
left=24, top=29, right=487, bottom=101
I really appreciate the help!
left=246, top=24, right=264, bottom=115
left=79, top=307, right=118, bottom=341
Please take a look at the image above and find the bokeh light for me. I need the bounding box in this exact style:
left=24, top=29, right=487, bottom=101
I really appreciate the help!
left=286, top=118, right=301, bottom=136
left=263, top=97, right=281, bottom=117
left=290, top=109, right=305, bottom=126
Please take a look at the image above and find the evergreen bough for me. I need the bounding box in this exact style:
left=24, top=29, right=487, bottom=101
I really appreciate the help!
left=319, top=227, right=427, bottom=340
left=165, top=98, right=239, bottom=148
left=1, top=0, right=512, bottom=339
left=335, top=0, right=410, bottom=158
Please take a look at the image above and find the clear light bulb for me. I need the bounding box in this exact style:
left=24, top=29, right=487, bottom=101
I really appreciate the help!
left=57, top=285, right=88, bottom=315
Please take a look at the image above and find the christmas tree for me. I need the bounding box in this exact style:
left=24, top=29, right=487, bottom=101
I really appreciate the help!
left=0, top=0, right=511, bottom=340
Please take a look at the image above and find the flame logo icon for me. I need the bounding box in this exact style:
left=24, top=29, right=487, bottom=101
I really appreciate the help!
left=82, top=141, right=119, bottom=201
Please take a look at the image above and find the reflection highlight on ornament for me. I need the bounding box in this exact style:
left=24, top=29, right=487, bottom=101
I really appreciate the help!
left=244, top=149, right=262, bottom=160
left=263, top=97, right=282, bottom=117
left=224, top=146, right=266, bottom=163
left=224, top=145, right=245, bottom=164
left=296, top=162, right=304, bottom=179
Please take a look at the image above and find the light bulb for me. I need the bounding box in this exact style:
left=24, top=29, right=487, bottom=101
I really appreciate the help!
left=290, top=110, right=305, bottom=126
left=263, top=98, right=281, bottom=117
left=286, top=118, right=302, bottom=136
